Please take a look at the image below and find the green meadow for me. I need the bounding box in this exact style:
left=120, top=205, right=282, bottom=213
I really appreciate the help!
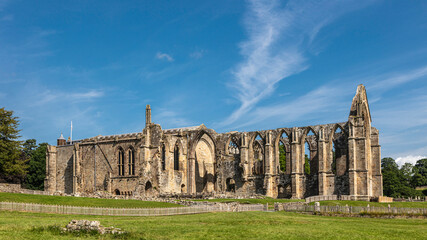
left=0, top=210, right=425, bottom=240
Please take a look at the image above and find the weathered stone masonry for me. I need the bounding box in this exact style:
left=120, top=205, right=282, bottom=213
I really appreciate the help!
left=45, top=85, right=382, bottom=199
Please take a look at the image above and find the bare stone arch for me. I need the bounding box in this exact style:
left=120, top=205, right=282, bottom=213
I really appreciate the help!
left=191, top=132, right=216, bottom=193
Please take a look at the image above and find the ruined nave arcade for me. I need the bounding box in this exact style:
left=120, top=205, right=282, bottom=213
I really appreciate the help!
left=45, top=85, right=382, bottom=199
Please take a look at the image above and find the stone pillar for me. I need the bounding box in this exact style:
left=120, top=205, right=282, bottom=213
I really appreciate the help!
left=264, top=131, right=276, bottom=197
left=291, top=128, right=303, bottom=199
left=146, top=104, right=151, bottom=127
left=72, top=143, right=80, bottom=194
left=45, top=145, right=57, bottom=194
left=317, top=127, right=327, bottom=195
left=370, top=128, right=382, bottom=197
left=348, top=122, right=358, bottom=196
left=188, top=156, right=196, bottom=194
left=240, top=133, right=249, bottom=181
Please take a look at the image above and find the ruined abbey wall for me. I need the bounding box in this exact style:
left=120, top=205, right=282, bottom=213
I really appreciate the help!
left=45, top=85, right=382, bottom=199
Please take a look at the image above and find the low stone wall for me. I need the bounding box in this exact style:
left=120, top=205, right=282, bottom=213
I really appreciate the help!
left=0, top=183, right=48, bottom=195
left=274, top=202, right=307, bottom=211
left=378, top=196, right=393, bottom=203
left=305, top=195, right=372, bottom=203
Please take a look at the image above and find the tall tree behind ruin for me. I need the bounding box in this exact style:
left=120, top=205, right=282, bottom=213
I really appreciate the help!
left=0, top=107, right=28, bottom=183
left=23, top=139, right=47, bottom=190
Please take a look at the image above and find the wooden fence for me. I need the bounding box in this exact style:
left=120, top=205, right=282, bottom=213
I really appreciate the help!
left=0, top=202, right=265, bottom=216
left=280, top=203, right=427, bottom=215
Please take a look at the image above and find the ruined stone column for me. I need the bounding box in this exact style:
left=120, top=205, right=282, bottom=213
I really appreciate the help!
left=188, top=156, right=196, bottom=194
left=317, top=127, right=327, bottom=195
left=240, top=133, right=249, bottom=181
left=72, top=143, right=80, bottom=194
left=291, top=128, right=303, bottom=199
left=370, top=128, right=382, bottom=197
left=264, top=131, right=277, bottom=198
left=45, top=145, right=57, bottom=194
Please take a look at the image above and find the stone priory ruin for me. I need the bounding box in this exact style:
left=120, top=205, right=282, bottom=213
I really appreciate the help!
left=45, top=84, right=382, bottom=200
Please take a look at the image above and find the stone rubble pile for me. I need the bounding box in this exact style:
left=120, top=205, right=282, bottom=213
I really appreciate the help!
left=64, top=220, right=125, bottom=235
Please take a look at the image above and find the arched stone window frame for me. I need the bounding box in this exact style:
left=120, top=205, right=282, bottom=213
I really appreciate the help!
left=329, top=123, right=347, bottom=175
left=174, top=141, right=180, bottom=171
left=250, top=132, right=265, bottom=175
left=128, top=146, right=135, bottom=175
left=301, top=127, right=318, bottom=176
left=275, top=129, right=291, bottom=175
left=117, top=147, right=125, bottom=176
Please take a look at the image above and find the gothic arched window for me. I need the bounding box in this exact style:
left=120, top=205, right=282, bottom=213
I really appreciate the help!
left=161, top=143, right=166, bottom=171
left=128, top=149, right=135, bottom=175
left=174, top=142, right=179, bottom=171
left=118, top=149, right=124, bottom=176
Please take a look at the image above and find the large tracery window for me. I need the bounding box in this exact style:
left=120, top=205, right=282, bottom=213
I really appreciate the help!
left=253, top=135, right=264, bottom=175
left=174, top=142, right=179, bottom=171
left=228, top=140, right=240, bottom=155
left=128, top=149, right=135, bottom=175
left=118, top=149, right=125, bottom=176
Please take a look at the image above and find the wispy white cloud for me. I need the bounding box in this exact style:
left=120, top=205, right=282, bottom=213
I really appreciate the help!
left=229, top=83, right=351, bottom=129
left=369, top=65, right=427, bottom=92
left=395, top=155, right=427, bottom=166
left=33, top=89, right=104, bottom=106
left=156, top=52, right=174, bottom=62
left=223, top=0, right=376, bottom=126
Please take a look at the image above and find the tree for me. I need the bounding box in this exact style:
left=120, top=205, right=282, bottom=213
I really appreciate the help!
left=399, top=162, right=413, bottom=186
left=381, top=157, right=402, bottom=197
left=23, top=142, right=47, bottom=190
left=381, top=157, right=423, bottom=198
left=22, top=139, right=37, bottom=158
left=279, top=143, right=286, bottom=172
left=304, top=154, right=310, bottom=175
left=0, top=108, right=28, bottom=182
left=411, top=159, right=427, bottom=188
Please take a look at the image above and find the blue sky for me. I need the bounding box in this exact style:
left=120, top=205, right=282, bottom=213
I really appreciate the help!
left=1, top=0, right=427, bottom=165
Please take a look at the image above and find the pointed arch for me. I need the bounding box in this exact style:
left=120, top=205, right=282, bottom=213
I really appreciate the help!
left=225, top=135, right=240, bottom=155
left=174, top=141, right=180, bottom=171
left=193, top=131, right=216, bottom=193
left=275, top=129, right=291, bottom=175
left=127, top=146, right=135, bottom=175
left=117, top=147, right=125, bottom=176
left=161, top=142, right=166, bottom=171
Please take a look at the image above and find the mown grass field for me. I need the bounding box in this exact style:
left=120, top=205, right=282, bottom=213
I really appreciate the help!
left=308, top=200, right=427, bottom=208
left=0, top=210, right=425, bottom=240
left=0, top=192, right=181, bottom=208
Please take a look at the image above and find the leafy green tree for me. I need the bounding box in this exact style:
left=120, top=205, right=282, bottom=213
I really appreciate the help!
left=22, top=139, right=37, bottom=158
left=411, top=159, right=427, bottom=188
left=279, top=143, right=286, bottom=172
left=0, top=108, right=28, bottom=182
left=304, top=154, right=310, bottom=175
left=23, top=142, right=47, bottom=190
left=400, top=162, right=413, bottom=186
left=381, top=157, right=401, bottom=197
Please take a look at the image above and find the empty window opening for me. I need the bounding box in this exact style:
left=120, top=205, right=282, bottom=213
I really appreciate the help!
left=118, top=149, right=124, bottom=176
left=174, top=142, right=180, bottom=171
left=128, top=149, right=135, bottom=175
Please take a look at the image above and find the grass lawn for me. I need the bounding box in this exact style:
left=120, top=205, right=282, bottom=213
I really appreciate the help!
left=308, top=200, right=427, bottom=208
left=0, top=192, right=182, bottom=208
left=0, top=210, right=425, bottom=239
left=193, top=198, right=303, bottom=205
